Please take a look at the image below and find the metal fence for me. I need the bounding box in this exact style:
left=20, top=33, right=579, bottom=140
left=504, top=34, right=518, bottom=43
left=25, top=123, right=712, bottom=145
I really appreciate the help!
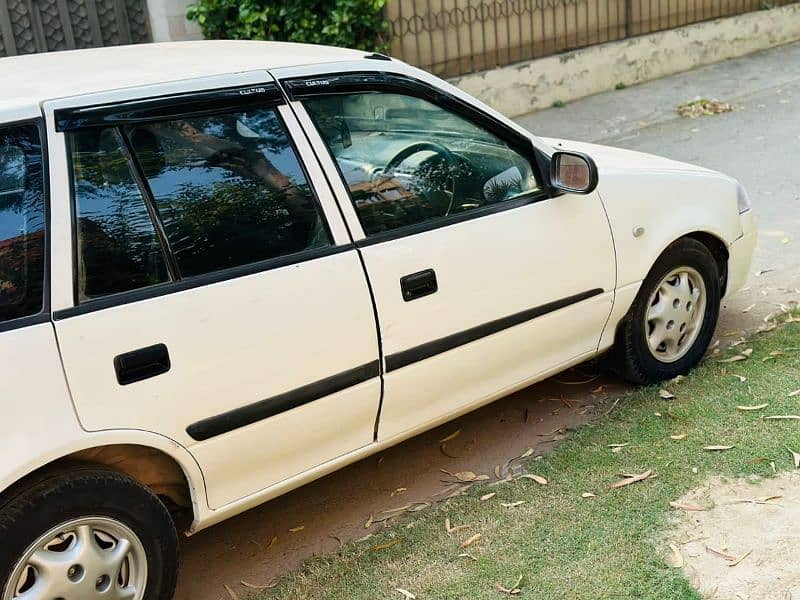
left=386, top=0, right=795, bottom=77
left=0, top=0, right=151, bottom=57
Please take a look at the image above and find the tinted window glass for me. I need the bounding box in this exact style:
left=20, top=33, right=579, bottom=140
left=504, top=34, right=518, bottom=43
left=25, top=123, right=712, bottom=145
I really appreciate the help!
left=70, top=128, right=169, bottom=300
left=125, top=108, right=330, bottom=278
left=304, top=93, right=540, bottom=236
left=0, top=124, right=46, bottom=322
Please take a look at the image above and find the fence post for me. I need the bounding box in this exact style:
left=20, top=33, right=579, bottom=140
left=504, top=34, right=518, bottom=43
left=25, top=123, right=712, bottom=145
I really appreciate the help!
left=624, top=0, right=633, bottom=37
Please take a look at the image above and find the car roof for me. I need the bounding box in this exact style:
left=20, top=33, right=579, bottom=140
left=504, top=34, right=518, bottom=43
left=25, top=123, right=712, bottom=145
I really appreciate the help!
left=1, top=40, right=366, bottom=120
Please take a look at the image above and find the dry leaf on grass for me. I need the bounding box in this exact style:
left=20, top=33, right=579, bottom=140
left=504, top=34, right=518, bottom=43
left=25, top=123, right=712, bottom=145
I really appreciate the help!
left=481, top=492, right=497, bottom=501
left=789, top=389, right=800, bottom=397
left=764, top=415, right=800, bottom=421
left=517, top=474, right=548, bottom=485
left=659, top=389, right=676, bottom=400
left=670, top=501, right=705, bottom=511
left=581, top=492, right=596, bottom=498
left=458, top=552, right=478, bottom=560
left=703, top=445, right=735, bottom=451
left=737, top=403, right=769, bottom=411
left=667, top=544, right=685, bottom=568
left=730, top=374, right=747, bottom=382
left=496, top=575, right=524, bottom=595
left=788, top=447, right=800, bottom=468
left=501, top=501, right=525, bottom=508
left=395, top=588, right=416, bottom=599
left=368, top=538, right=403, bottom=552
left=460, top=533, right=482, bottom=548
left=224, top=584, right=238, bottom=600
left=241, top=579, right=279, bottom=590
left=611, top=470, right=653, bottom=489
left=445, top=518, right=471, bottom=534
left=670, top=434, right=687, bottom=440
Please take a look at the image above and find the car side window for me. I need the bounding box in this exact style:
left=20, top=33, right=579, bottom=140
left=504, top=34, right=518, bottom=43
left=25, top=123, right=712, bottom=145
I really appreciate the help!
left=70, top=128, right=170, bottom=300
left=124, top=108, right=330, bottom=278
left=0, top=123, right=46, bottom=322
left=303, top=92, right=540, bottom=236
left=68, top=105, right=331, bottom=302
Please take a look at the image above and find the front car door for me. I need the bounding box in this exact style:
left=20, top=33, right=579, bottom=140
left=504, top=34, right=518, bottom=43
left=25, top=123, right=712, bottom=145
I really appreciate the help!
left=45, top=73, right=381, bottom=509
left=275, top=63, right=617, bottom=441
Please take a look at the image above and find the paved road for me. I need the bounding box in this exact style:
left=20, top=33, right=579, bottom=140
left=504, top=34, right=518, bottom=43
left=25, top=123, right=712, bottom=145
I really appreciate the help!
left=176, top=43, right=800, bottom=599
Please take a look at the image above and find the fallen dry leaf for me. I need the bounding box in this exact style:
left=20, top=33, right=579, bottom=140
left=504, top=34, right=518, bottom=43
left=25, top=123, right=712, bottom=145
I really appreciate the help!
left=703, top=445, right=735, bottom=451
left=240, top=579, right=279, bottom=590
left=670, top=434, right=688, bottom=440
left=789, top=389, right=800, bottom=397
left=581, top=492, right=596, bottom=498
left=496, top=575, right=523, bottom=595
left=460, top=533, right=482, bottom=548
left=736, top=403, right=769, bottom=411
left=480, top=492, right=497, bottom=501
left=501, top=501, right=525, bottom=508
left=518, top=474, right=548, bottom=485
left=742, top=303, right=756, bottom=313
left=731, top=374, right=747, bottom=382
left=659, top=389, right=676, bottom=400
left=439, top=429, right=461, bottom=443
left=458, top=552, right=478, bottom=560
left=719, top=354, right=748, bottom=363
left=764, top=415, right=800, bottom=421
left=788, top=447, right=800, bottom=468
left=728, top=550, right=752, bottom=567
left=742, top=348, right=753, bottom=357
left=667, top=543, right=684, bottom=568
left=445, top=518, right=471, bottom=534
left=611, top=470, right=653, bottom=489
left=670, top=501, right=705, bottom=512
left=364, top=515, right=373, bottom=529
left=395, top=588, right=416, bottom=599
left=288, top=525, right=305, bottom=533
left=706, top=546, right=737, bottom=561
left=608, top=443, right=629, bottom=448
left=224, top=584, right=238, bottom=600
left=368, top=538, right=403, bottom=552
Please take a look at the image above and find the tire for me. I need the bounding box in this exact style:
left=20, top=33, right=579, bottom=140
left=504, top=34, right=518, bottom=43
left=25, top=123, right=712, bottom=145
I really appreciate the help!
left=0, top=463, right=179, bottom=600
left=612, top=237, right=721, bottom=385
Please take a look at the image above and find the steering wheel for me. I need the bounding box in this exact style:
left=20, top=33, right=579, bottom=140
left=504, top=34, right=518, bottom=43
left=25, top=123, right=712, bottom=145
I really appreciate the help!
left=383, top=141, right=462, bottom=216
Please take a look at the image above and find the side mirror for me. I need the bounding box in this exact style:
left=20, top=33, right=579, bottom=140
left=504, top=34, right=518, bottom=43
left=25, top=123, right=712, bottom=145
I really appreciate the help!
left=549, top=151, right=598, bottom=194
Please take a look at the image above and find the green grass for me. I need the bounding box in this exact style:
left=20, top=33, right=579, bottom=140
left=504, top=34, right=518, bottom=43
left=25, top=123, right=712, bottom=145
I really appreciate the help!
left=260, top=322, right=800, bottom=600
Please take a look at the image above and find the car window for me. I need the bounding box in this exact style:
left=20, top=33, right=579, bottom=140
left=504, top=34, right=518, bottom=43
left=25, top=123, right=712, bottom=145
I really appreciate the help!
left=70, top=128, right=170, bottom=301
left=303, top=92, right=540, bottom=236
left=0, top=124, right=46, bottom=322
left=124, top=108, right=330, bottom=278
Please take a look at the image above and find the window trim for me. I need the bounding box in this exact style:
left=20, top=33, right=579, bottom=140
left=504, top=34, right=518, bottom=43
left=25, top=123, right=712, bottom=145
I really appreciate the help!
left=283, top=72, right=553, bottom=243
left=0, top=117, right=51, bottom=332
left=62, top=90, right=343, bottom=317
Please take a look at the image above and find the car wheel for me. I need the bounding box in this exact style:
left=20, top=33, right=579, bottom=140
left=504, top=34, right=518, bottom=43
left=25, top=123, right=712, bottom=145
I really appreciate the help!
left=0, top=464, right=178, bottom=600
left=613, top=237, right=721, bottom=385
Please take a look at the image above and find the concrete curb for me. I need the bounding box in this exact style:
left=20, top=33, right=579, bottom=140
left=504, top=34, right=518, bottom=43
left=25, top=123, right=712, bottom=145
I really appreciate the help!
left=453, top=3, right=800, bottom=118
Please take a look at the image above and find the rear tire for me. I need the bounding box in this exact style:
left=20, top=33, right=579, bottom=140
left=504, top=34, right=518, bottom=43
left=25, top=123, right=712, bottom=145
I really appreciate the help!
left=612, top=237, right=721, bottom=385
left=0, top=464, right=178, bottom=600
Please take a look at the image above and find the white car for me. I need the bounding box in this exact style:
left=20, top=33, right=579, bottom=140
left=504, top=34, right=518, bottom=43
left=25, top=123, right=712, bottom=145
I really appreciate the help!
left=0, top=40, right=754, bottom=599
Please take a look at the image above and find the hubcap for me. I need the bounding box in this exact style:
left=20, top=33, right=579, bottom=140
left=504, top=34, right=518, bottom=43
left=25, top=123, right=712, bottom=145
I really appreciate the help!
left=3, top=517, right=147, bottom=600
left=645, top=266, right=707, bottom=363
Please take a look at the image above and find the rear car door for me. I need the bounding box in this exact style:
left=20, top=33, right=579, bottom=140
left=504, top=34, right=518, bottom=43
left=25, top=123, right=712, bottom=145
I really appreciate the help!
left=45, top=76, right=381, bottom=509
left=279, top=67, right=616, bottom=441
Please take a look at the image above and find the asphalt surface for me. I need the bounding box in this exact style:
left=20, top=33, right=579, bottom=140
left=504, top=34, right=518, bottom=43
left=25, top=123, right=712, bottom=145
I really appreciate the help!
left=177, top=43, right=800, bottom=599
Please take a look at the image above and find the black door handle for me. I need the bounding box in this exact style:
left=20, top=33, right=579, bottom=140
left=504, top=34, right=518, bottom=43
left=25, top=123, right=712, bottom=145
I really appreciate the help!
left=114, top=343, right=171, bottom=385
left=400, top=269, right=438, bottom=301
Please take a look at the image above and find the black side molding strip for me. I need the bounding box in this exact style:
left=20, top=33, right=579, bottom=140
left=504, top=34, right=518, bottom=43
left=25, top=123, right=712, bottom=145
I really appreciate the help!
left=186, top=360, right=380, bottom=441
left=385, top=288, right=604, bottom=372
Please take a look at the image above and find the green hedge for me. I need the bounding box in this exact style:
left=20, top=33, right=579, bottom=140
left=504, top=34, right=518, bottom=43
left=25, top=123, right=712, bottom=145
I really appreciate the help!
left=186, top=0, right=389, bottom=52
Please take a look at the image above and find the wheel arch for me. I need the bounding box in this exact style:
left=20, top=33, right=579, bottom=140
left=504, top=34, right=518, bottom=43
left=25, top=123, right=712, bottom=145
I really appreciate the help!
left=604, top=230, right=729, bottom=351
left=0, top=436, right=208, bottom=535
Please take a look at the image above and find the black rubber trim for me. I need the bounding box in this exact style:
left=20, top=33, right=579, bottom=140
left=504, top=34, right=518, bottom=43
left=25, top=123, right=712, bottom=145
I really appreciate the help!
left=55, top=83, right=283, bottom=131
left=0, top=312, right=51, bottom=334
left=53, top=244, right=354, bottom=320
left=186, top=359, right=381, bottom=441
left=385, top=288, right=604, bottom=372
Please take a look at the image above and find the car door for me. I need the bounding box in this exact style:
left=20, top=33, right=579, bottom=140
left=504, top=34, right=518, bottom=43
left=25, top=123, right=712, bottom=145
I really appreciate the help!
left=45, top=75, right=381, bottom=509
left=279, top=67, right=616, bottom=441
